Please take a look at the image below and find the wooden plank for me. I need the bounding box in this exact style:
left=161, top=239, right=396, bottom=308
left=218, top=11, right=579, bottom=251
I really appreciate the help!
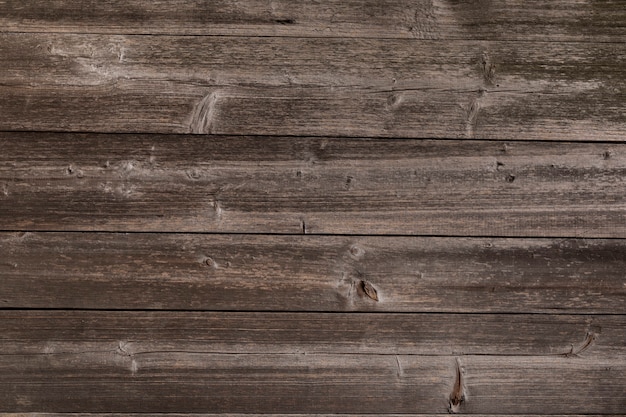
left=1, top=0, right=624, bottom=42
left=0, top=411, right=597, bottom=416
left=1, top=34, right=625, bottom=140
left=1, top=312, right=623, bottom=413
left=0, top=349, right=623, bottom=413
left=0, top=311, right=622, bottom=357
left=1, top=133, right=625, bottom=237
left=2, top=233, right=624, bottom=313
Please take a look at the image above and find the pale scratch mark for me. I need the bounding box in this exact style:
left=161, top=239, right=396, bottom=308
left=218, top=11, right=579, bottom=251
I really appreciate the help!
left=117, top=341, right=132, bottom=357
left=395, top=355, right=404, bottom=378
left=465, top=90, right=485, bottom=138
left=481, top=51, right=496, bottom=86
left=149, top=145, right=156, bottom=164
left=117, top=341, right=138, bottom=375
left=212, top=200, right=223, bottom=220
left=189, top=92, right=219, bottom=134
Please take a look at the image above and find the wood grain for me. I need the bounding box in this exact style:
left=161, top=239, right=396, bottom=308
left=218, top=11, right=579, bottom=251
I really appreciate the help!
left=0, top=311, right=621, bottom=357
left=1, top=133, right=624, bottom=236
left=1, top=34, right=625, bottom=139
left=2, top=233, right=624, bottom=313
left=1, top=415, right=620, bottom=417
left=0, top=350, right=623, bottom=413
left=1, top=312, right=623, bottom=413
left=1, top=0, right=624, bottom=42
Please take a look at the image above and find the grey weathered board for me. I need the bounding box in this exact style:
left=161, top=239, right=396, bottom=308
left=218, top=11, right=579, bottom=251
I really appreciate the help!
left=1, top=233, right=625, bottom=313
left=1, top=0, right=625, bottom=41
left=0, top=415, right=619, bottom=417
left=1, top=353, right=623, bottom=413
left=1, top=0, right=625, bottom=415
left=2, top=312, right=622, bottom=357
left=1, top=34, right=625, bottom=139
left=0, top=312, right=624, bottom=414
left=1, top=133, right=624, bottom=236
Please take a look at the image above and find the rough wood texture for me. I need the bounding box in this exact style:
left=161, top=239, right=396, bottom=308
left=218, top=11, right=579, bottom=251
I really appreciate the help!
left=1, top=0, right=624, bottom=41
left=2, top=133, right=624, bottom=236
left=1, top=34, right=625, bottom=139
left=1, top=311, right=621, bottom=357
left=1, top=312, right=623, bottom=413
left=1, top=233, right=624, bottom=313
left=0, top=351, right=623, bottom=413
left=2, top=0, right=625, bottom=415
left=1, top=415, right=620, bottom=417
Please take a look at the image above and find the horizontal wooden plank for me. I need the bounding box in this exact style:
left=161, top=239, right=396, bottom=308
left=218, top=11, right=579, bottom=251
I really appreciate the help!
left=2, top=133, right=625, bottom=237
left=1, top=312, right=623, bottom=413
left=2, top=415, right=620, bottom=417
left=2, top=233, right=624, bottom=313
left=0, top=312, right=622, bottom=357
left=1, top=0, right=624, bottom=42
left=1, top=34, right=624, bottom=139
left=0, top=348, right=623, bottom=413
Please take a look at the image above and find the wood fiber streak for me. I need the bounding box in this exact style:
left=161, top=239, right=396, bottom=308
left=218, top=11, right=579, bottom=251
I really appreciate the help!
left=1, top=233, right=624, bottom=313
left=1, top=35, right=625, bottom=139
left=1, top=133, right=625, bottom=236
left=0, top=350, right=623, bottom=414
left=0, top=0, right=624, bottom=41
left=0, top=312, right=621, bottom=357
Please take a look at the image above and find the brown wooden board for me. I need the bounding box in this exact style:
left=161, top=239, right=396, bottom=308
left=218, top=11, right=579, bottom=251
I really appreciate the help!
left=1, top=1, right=625, bottom=415
left=1, top=35, right=625, bottom=139
left=2, top=233, right=624, bottom=313
left=0, top=311, right=621, bottom=357
left=1, top=312, right=623, bottom=413
left=1, top=133, right=625, bottom=236
left=0, top=415, right=620, bottom=417
left=0, top=350, right=623, bottom=413
left=1, top=0, right=625, bottom=42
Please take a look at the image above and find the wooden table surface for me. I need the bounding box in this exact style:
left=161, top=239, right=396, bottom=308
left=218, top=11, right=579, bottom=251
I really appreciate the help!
left=1, top=1, right=625, bottom=415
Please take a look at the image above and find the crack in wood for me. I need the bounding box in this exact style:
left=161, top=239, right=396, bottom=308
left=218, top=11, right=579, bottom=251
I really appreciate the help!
left=448, top=358, right=465, bottom=413
left=565, top=329, right=600, bottom=357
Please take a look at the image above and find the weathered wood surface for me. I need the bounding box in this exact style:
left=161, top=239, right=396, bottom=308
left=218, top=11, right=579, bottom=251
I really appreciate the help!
left=1, top=415, right=620, bottom=417
left=1, top=34, right=625, bottom=139
left=1, top=311, right=621, bottom=357
left=1, top=312, right=624, bottom=413
left=1, top=233, right=624, bottom=313
left=2, top=133, right=625, bottom=236
left=2, top=1, right=625, bottom=415
left=1, top=0, right=625, bottom=42
left=0, top=351, right=623, bottom=413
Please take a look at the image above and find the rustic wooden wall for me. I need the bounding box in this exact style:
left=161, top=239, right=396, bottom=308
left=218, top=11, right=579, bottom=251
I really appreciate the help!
left=0, top=0, right=625, bottom=415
